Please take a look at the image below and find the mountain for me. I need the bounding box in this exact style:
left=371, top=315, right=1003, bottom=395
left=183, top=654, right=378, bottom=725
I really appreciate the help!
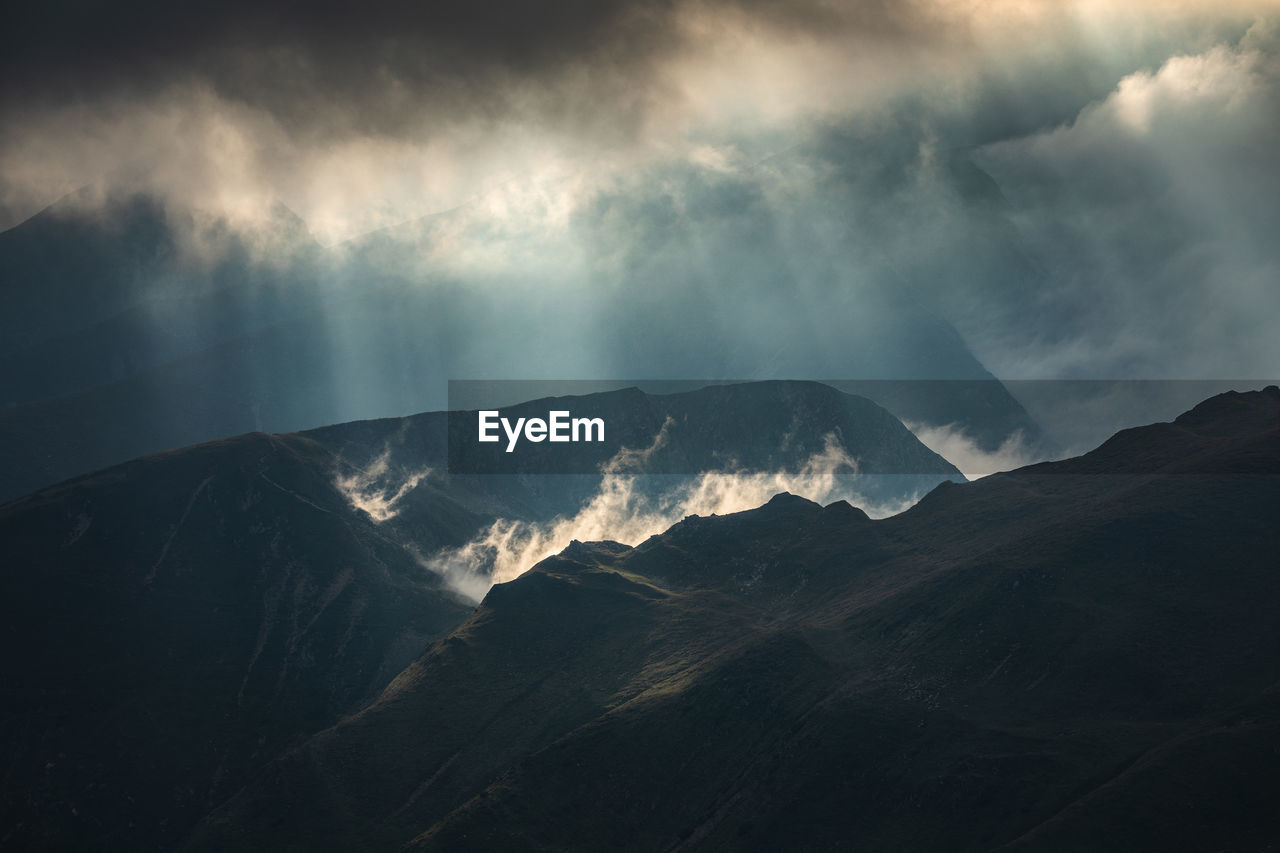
left=0, top=380, right=954, bottom=851
left=296, top=380, right=963, bottom=564
left=0, top=432, right=475, bottom=852
left=187, top=386, right=1280, bottom=851
left=0, top=193, right=174, bottom=356
left=0, top=191, right=329, bottom=406
left=0, top=193, right=1040, bottom=503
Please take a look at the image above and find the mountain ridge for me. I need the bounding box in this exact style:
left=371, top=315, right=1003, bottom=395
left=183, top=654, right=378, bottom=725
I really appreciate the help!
left=0, top=380, right=957, bottom=851
left=185, top=386, right=1280, bottom=851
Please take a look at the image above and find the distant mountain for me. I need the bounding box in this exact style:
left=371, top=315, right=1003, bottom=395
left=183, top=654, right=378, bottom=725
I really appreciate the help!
left=0, top=193, right=174, bottom=354
left=0, top=380, right=954, bottom=851
left=187, top=386, right=1280, bottom=852
left=297, top=380, right=962, bottom=559
left=0, top=192, right=1040, bottom=503
left=0, top=191, right=329, bottom=405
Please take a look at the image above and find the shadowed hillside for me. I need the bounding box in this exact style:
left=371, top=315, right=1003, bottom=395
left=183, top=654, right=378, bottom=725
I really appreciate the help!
left=188, top=387, right=1280, bottom=852
left=0, top=380, right=955, bottom=850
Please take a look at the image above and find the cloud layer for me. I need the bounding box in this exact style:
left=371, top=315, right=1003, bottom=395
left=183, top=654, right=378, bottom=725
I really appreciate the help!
left=2, top=2, right=1270, bottom=236
left=974, top=19, right=1280, bottom=378
left=2, top=1, right=1277, bottom=392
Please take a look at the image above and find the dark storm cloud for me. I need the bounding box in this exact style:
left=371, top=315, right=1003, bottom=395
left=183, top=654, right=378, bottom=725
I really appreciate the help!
left=0, top=0, right=947, bottom=139
left=0, top=1, right=649, bottom=141
left=2, top=0, right=1276, bottom=391
left=0, top=0, right=982, bottom=234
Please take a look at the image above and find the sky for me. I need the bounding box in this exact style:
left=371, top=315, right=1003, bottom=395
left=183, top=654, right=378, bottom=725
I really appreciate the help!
left=2, top=0, right=1278, bottom=391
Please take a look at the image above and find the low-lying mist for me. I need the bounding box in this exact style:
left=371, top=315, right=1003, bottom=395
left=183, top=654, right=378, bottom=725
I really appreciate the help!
left=906, top=422, right=1048, bottom=480
left=333, top=448, right=430, bottom=523
left=418, top=434, right=923, bottom=603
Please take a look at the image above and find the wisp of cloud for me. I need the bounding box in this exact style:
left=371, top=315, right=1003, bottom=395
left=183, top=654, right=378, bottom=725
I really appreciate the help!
left=420, top=433, right=923, bottom=603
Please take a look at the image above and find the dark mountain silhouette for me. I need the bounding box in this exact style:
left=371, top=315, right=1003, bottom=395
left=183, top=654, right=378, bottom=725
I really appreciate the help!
left=0, top=381, right=954, bottom=851
left=0, top=432, right=475, bottom=852
left=0, top=193, right=1040, bottom=503
left=185, top=386, right=1280, bottom=852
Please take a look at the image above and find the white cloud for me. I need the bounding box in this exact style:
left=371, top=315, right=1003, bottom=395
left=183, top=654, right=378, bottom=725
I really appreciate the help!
left=334, top=448, right=428, bottom=523
left=2, top=2, right=1270, bottom=244
left=973, top=18, right=1280, bottom=379
left=420, top=434, right=924, bottom=602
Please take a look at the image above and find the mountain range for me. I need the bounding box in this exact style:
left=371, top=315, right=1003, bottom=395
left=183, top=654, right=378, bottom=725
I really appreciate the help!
left=184, top=385, right=1279, bottom=851
left=0, top=380, right=957, bottom=850
left=2, top=383, right=1276, bottom=850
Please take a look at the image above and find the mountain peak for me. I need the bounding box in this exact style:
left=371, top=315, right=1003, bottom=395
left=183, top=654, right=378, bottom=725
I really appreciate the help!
left=763, top=491, right=820, bottom=511
left=560, top=539, right=632, bottom=561
left=821, top=499, right=871, bottom=523
left=1173, top=385, right=1280, bottom=436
